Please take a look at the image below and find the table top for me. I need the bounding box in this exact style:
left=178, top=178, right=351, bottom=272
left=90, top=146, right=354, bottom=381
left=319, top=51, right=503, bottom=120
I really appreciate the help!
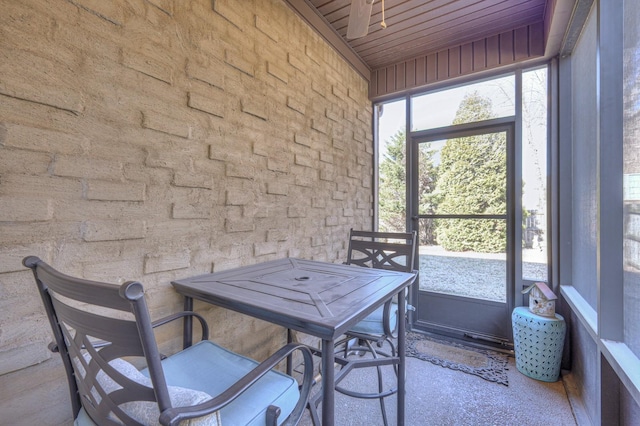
left=172, top=258, right=416, bottom=340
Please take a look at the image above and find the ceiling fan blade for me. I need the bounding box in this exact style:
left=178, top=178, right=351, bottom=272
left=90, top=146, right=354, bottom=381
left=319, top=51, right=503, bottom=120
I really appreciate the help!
left=346, top=0, right=374, bottom=40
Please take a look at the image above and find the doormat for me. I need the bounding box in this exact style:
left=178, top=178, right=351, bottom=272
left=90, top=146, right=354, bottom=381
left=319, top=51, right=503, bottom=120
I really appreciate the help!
left=405, top=332, right=509, bottom=386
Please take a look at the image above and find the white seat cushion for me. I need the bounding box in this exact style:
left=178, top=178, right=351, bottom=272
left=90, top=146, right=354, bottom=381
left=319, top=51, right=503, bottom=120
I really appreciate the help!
left=348, top=302, right=398, bottom=336
left=143, top=340, right=300, bottom=426
left=75, top=355, right=220, bottom=426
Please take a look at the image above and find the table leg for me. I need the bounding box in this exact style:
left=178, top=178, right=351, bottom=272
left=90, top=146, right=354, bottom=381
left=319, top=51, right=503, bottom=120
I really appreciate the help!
left=397, top=290, right=406, bottom=426
left=321, top=338, right=335, bottom=426
left=183, top=296, right=194, bottom=349
left=286, top=328, right=293, bottom=376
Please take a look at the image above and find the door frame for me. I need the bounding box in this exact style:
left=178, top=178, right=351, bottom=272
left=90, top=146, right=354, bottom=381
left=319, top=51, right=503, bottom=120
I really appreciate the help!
left=408, top=118, right=518, bottom=346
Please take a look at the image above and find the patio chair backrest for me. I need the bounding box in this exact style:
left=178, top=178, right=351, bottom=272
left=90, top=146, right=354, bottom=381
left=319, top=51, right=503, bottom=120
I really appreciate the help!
left=24, top=256, right=174, bottom=424
left=345, top=229, right=417, bottom=273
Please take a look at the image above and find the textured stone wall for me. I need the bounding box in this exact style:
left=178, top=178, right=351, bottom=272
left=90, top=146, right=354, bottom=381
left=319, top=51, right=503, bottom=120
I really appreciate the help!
left=0, top=0, right=373, bottom=423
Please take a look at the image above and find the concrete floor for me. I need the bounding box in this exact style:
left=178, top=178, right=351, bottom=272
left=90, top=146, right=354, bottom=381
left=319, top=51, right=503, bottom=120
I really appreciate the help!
left=299, top=354, right=577, bottom=426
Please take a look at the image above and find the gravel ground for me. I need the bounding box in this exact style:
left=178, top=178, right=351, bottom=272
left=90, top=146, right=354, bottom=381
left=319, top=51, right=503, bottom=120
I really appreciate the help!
left=418, top=246, right=548, bottom=302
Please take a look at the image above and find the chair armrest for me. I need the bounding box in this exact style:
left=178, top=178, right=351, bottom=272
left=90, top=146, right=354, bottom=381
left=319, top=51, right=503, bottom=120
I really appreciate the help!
left=151, top=311, right=209, bottom=342
left=158, top=343, right=314, bottom=426
left=382, top=298, right=396, bottom=337
left=382, top=272, right=417, bottom=337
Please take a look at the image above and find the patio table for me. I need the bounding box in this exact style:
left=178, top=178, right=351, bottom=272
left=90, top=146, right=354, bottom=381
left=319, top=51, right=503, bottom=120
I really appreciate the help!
left=171, top=257, right=416, bottom=426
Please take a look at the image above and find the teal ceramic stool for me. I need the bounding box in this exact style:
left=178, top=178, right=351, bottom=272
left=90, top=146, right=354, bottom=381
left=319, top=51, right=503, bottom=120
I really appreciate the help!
left=511, top=306, right=566, bottom=382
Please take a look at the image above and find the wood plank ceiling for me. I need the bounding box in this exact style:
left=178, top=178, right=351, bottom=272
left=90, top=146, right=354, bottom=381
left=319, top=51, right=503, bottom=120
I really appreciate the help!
left=308, top=0, right=549, bottom=71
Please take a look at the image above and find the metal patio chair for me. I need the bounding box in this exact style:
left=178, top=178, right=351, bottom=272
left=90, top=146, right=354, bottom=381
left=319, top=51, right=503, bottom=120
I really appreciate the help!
left=337, top=229, right=417, bottom=426
left=24, top=256, right=313, bottom=426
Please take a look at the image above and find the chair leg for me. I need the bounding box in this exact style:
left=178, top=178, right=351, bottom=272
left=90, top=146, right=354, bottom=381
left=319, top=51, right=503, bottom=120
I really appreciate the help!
left=368, top=340, right=390, bottom=426
left=307, top=392, right=322, bottom=426
left=333, top=336, right=398, bottom=426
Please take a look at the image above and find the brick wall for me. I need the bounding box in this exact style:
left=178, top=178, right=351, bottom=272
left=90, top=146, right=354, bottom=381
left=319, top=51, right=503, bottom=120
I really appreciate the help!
left=0, top=0, right=373, bottom=423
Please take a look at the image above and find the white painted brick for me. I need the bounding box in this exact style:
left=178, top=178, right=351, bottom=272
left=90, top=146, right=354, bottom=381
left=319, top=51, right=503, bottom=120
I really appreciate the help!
left=241, top=98, right=268, bottom=120
left=254, top=241, right=277, bottom=256
left=0, top=149, right=51, bottom=174
left=0, top=342, right=52, bottom=376
left=332, top=84, right=347, bottom=100
left=186, top=60, right=225, bottom=89
left=267, top=61, right=288, bottom=83
left=53, top=155, right=123, bottom=180
left=294, top=174, right=315, bottom=188
left=325, top=216, right=339, bottom=226
left=243, top=203, right=269, bottom=219
left=295, top=154, right=314, bottom=168
left=357, top=155, right=369, bottom=166
left=144, top=250, right=191, bottom=273
left=356, top=110, right=369, bottom=124
left=82, top=258, right=141, bottom=282
left=188, top=92, right=225, bottom=118
left=82, top=220, right=146, bottom=242
left=357, top=200, right=371, bottom=210
left=267, top=229, right=289, bottom=242
left=142, top=111, right=191, bottom=139
left=287, top=206, right=306, bottom=218
left=267, top=157, right=290, bottom=173
left=294, top=133, right=312, bottom=148
left=225, top=49, right=254, bottom=76
left=320, top=168, right=335, bottom=181
left=146, top=0, right=173, bottom=15
left=333, top=137, right=346, bottom=151
left=312, top=81, right=326, bottom=97
left=0, top=47, right=84, bottom=115
left=121, top=48, right=172, bottom=84
left=87, top=180, right=145, bottom=201
left=267, top=182, right=289, bottom=195
left=325, top=107, right=340, bottom=122
left=288, top=52, right=305, bottom=72
left=255, top=15, right=279, bottom=42
left=213, top=0, right=244, bottom=29
left=312, top=198, right=327, bottom=209
left=333, top=191, right=345, bottom=201
left=0, top=198, right=52, bottom=222
left=173, top=172, right=213, bottom=189
left=305, top=45, right=320, bottom=65
left=287, top=96, right=306, bottom=115
left=1, top=123, right=86, bottom=155
left=320, top=151, right=334, bottom=163
left=311, top=118, right=328, bottom=135
left=226, top=163, right=256, bottom=179
left=226, top=189, right=254, bottom=205
left=0, top=245, right=53, bottom=273
left=70, top=0, right=124, bottom=25
left=171, top=203, right=211, bottom=219
left=336, top=182, right=350, bottom=193
left=225, top=218, right=255, bottom=233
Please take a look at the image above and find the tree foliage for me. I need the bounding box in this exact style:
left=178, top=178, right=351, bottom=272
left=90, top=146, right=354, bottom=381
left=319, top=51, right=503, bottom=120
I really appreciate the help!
left=434, top=92, right=507, bottom=252
left=417, top=143, right=439, bottom=243
left=378, top=91, right=507, bottom=253
left=378, top=130, right=439, bottom=239
left=378, top=130, right=407, bottom=233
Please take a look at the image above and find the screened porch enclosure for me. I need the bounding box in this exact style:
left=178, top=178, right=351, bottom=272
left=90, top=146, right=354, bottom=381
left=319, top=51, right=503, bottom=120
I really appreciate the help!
left=375, top=68, right=549, bottom=344
left=0, top=1, right=638, bottom=425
